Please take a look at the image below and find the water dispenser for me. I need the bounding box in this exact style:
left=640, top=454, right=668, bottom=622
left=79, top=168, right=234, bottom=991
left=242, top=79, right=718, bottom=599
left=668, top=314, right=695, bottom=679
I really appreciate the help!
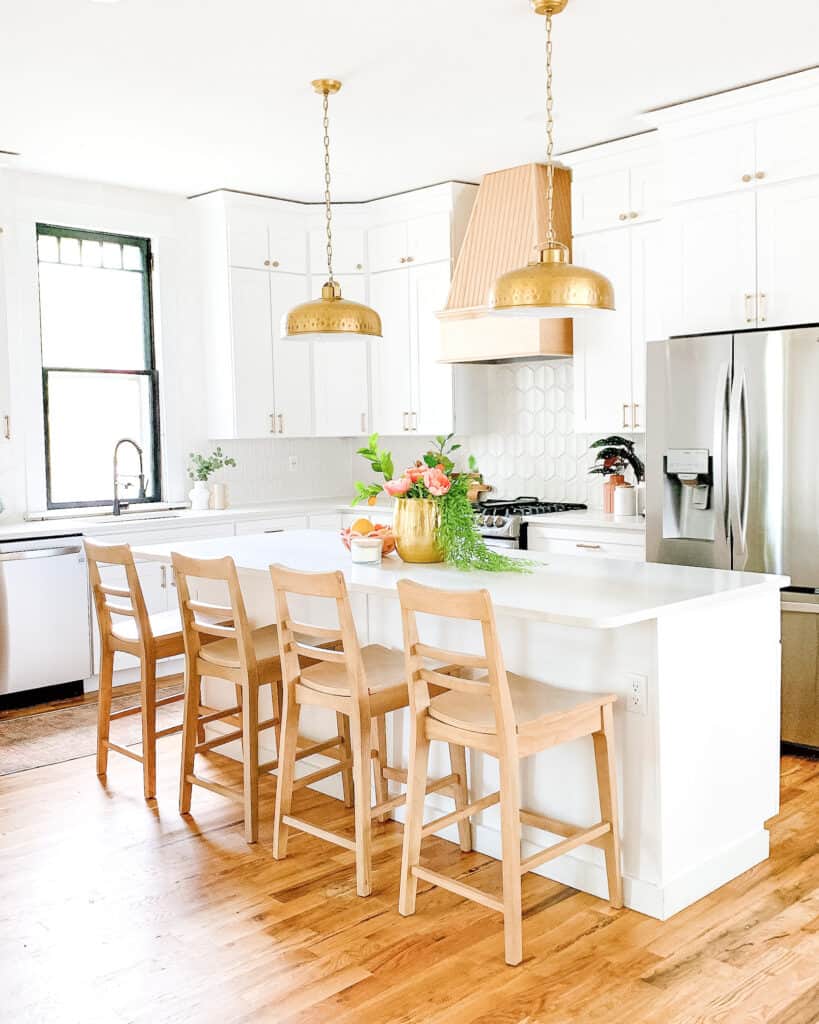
left=661, top=449, right=714, bottom=541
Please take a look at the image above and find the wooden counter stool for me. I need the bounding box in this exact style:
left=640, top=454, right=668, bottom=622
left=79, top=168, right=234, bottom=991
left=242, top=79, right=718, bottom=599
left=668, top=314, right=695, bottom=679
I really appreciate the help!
left=397, top=579, right=624, bottom=966
left=85, top=539, right=186, bottom=801
left=172, top=552, right=294, bottom=844
left=270, top=564, right=471, bottom=898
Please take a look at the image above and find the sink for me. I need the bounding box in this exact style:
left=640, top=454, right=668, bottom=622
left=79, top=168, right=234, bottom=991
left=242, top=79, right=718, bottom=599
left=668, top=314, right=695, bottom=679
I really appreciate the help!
left=92, top=511, right=183, bottom=524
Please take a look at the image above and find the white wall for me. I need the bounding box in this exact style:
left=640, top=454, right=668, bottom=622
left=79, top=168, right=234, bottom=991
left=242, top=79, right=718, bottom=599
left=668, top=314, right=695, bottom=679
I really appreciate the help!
left=0, top=169, right=209, bottom=518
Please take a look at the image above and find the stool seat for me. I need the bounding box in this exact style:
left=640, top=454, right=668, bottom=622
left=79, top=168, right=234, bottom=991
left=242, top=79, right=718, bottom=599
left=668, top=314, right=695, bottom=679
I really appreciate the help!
left=198, top=623, right=280, bottom=671
left=429, top=671, right=616, bottom=736
left=300, top=643, right=406, bottom=697
left=112, top=607, right=183, bottom=644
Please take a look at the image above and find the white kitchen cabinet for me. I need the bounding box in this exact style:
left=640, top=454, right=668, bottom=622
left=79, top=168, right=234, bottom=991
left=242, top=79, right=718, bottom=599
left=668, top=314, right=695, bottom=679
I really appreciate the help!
left=370, top=269, right=413, bottom=434
left=229, top=268, right=275, bottom=438
left=573, top=222, right=662, bottom=436
left=368, top=212, right=451, bottom=272
left=665, top=191, right=757, bottom=336
left=312, top=275, right=370, bottom=437
left=234, top=515, right=309, bottom=535
left=527, top=522, right=645, bottom=561
left=228, top=205, right=307, bottom=273
left=309, top=512, right=343, bottom=530
left=667, top=123, right=757, bottom=204
left=756, top=176, right=819, bottom=329
left=411, top=260, right=454, bottom=435
left=309, top=226, right=366, bottom=275
left=572, top=155, right=663, bottom=235
left=270, top=273, right=312, bottom=436
left=755, top=104, right=819, bottom=186
left=0, top=222, right=10, bottom=448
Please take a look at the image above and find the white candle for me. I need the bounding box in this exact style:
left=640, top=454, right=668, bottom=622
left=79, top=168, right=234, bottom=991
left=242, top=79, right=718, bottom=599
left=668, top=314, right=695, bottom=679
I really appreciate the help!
left=350, top=536, right=383, bottom=565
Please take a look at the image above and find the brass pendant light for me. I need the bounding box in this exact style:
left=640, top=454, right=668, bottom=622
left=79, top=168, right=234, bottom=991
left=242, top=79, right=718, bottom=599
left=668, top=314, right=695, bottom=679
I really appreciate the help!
left=284, top=79, right=382, bottom=339
left=489, top=0, right=614, bottom=318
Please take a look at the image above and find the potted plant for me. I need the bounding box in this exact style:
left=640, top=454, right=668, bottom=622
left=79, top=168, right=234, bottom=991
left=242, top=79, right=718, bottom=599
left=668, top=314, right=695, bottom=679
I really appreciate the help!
left=588, top=435, right=645, bottom=514
left=353, top=433, right=530, bottom=571
left=187, top=447, right=237, bottom=511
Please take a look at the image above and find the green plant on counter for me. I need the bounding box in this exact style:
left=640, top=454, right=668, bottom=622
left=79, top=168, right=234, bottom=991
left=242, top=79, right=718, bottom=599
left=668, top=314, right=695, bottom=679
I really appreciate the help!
left=588, top=435, right=645, bottom=481
left=187, top=446, right=237, bottom=482
left=437, top=473, right=533, bottom=573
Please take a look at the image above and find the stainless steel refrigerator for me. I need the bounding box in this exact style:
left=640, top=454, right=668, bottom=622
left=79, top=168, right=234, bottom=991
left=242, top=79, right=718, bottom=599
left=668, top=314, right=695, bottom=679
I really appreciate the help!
left=646, top=326, right=819, bottom=751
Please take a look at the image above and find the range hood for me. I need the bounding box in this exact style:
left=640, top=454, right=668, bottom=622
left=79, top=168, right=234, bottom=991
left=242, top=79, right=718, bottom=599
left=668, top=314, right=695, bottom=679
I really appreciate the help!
left=439, top=163, right=573, bottom=363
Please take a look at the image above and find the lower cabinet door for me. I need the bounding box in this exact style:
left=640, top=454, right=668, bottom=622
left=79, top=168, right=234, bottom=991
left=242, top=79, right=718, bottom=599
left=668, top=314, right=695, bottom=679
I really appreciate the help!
left=527, top=531, right=645, bottom=561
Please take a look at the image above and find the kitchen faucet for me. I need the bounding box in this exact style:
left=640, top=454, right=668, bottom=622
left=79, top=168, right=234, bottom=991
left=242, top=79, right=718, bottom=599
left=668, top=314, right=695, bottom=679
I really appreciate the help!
left=112, top=438, right=146, bottom=515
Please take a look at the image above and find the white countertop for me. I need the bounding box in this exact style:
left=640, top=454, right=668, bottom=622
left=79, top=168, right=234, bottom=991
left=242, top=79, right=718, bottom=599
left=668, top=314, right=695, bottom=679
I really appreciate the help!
left=527, top=510, right=646, bottom=532
left=131, top=529, right=787, bottom=630
left=0, top=497, right=350, bottom=542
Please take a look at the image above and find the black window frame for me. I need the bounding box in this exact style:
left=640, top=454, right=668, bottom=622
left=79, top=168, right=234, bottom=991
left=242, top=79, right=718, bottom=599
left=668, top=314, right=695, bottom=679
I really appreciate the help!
left=36, top=223, right=163, bottom=510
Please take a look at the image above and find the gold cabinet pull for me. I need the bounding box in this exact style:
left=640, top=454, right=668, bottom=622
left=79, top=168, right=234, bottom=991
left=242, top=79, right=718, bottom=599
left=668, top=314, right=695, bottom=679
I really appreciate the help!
left=406, top=255, right=414, bottom=263
left=622, top=402, right=631, bottom=429
left=269, top=413, right=275, bottom=433
left=618, top=213, right=628, bottom=222
left=402, top=411, right=409, bottom=431
left=271, top=259, right=280, bottom=268
left=2, top=414, right=9, bottom=440
left=742, top=173, right=752, bottom=183
left=633, top=403, right=641, bottom=428
left=759, top=293, right=768, bottom=323
left=628, top=211, right=639, bottom=219
left=744, top=293, right=755, bottom=323
left=411, top=411, right=418, bottom=431
left=278, top=413, right=284, bottom=434
left=355, top=263, right=363, bottom=271
left=755, top=171, right=766, bottom=180
left=399, top=257, right=407, bottom=264
left=576, top=543, right=602, bottom=550
left=264, top=259, right=271, bottom=267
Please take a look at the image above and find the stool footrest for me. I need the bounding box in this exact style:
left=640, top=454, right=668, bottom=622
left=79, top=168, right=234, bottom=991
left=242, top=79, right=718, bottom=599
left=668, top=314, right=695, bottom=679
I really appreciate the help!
left=103, top=740, right=143, bottom=763
left=195, top=727, right=243, bottom=753
left=519, top=821, right=611, bottom=875
left=109, top=704, right=143, bottom=722
left=293, top=760, right=350, bottom=791
left=155, top=723, right=183, bottom=739
left=282, top=815, right=356, bottom=852
left=411, top=866, right=503, bottom=913
left=259, top=735, right=343, bottom=775
left=381, top=766, right=409, bottom=785
left=421, top=790, right=499, bottom=839
left=198, top=704, right=241, bottom=726
left=185, top=773, right=243, bottom=804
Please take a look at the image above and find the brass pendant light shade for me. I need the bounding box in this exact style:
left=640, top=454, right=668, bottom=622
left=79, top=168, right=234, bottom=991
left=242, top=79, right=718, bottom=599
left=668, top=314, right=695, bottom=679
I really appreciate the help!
left=489, top=0, right=614, bottom=318
left=283, top=79, right=382, bottom=340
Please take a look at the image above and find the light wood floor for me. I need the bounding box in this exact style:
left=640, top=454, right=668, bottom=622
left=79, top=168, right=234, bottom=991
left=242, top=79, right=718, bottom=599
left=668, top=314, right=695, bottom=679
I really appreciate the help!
left=1, top=741, right=818, bottom=1024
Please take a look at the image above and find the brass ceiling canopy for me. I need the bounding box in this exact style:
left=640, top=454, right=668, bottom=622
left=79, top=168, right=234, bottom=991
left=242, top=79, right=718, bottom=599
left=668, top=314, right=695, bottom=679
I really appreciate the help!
left=283, top=79, right=382, bottom=340
left=489, top=0, right=614, bottom=318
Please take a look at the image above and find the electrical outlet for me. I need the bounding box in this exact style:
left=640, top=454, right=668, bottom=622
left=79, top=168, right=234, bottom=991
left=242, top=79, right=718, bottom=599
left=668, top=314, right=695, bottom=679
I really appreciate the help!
left=626, top=673, right=647, bottom=715
left=288, top=455, right=298, bottom=472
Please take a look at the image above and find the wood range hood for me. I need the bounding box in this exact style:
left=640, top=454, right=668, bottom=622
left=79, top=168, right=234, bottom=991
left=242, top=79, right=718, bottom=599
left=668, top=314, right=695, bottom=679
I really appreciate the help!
left=438, top=162, right=573, bottom=363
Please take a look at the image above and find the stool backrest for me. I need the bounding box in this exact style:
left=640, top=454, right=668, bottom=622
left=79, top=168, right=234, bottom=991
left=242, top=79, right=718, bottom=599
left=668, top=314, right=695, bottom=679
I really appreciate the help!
left=397, top=579, right=517, bottom=752
left=269, top=564, right=365, bottom=701
left=84, top=539, right=152, bottom=651
left=171, top=552, right=256, bottom=679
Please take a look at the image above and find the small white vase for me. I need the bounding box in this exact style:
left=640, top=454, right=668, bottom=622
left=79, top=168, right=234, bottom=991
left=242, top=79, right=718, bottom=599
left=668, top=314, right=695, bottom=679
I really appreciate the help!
left=211, top=482, right=228, bottom=510
left=189, top=479, right=211, bottom=511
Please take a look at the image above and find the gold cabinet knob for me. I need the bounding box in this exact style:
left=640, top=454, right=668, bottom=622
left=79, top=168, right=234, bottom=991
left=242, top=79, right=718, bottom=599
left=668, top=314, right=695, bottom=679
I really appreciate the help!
left=755, top=171, right=766, bottom=180
left=406, top=255, right=414, bottom=262
left=355, top=263, right=363, bottom=271
left=264, top=259, right=271, bottom=266
left=271, top=260, right=280, bottom=268
left=618, top=213, right=628, bottom=221
left=742, top=174, right=752, bottom=183
left=629, top=211, right=639, bottom=219
left=399, top=257, right=407, bottom=264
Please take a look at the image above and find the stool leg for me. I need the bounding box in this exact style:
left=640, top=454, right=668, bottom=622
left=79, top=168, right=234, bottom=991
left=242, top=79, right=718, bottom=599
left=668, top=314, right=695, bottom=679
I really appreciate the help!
left=499, top=757, right=523, bottom=966
left=593, top=702, right=624, bottom=909
left=241, top=682, right=260, bottom=844
left=448, top=744, right=472, bottom=853
left=398, top=715, right=431, bottom=917
left=139, top=656, right=157, bottom=801
left=179, top=667, right=201, bottom=815
left=272, top=688, right=301, bottom=859
left=336, top=712, right=354, bottom=809
left=348, top=709, right=373, bottom=897
left=96, top=648, right=114, bottom=776
left=372, top=716, right=390, bottom=824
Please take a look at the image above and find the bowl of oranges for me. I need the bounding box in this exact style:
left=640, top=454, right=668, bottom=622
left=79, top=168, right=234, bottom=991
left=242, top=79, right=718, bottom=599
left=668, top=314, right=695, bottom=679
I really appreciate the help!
left=340, top=517, right=397, bottom=556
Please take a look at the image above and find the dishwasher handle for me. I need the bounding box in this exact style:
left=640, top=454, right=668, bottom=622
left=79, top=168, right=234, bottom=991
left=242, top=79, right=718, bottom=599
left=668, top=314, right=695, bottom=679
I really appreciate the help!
left=0, top=545, right=83, bottom=562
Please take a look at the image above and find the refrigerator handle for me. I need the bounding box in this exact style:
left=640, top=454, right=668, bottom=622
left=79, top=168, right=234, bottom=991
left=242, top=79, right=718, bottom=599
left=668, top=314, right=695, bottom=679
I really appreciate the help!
left=713, top=361, right=731, bottom=547
left=728, top=371, right=750, bottom=562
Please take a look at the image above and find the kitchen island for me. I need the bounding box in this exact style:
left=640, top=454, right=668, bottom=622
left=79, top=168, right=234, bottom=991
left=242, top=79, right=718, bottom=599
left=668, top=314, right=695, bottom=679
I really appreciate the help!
left=132, top=530, right=787, bottom=920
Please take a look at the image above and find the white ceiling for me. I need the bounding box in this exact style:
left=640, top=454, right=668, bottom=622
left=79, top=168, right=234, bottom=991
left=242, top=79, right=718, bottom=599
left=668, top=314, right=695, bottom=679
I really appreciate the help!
left=3, top=0, right=818, bottom=201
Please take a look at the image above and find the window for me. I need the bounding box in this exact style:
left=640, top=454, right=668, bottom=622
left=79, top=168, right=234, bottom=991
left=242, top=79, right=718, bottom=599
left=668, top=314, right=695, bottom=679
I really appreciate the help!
left=36, top=224, right=161, bottom=508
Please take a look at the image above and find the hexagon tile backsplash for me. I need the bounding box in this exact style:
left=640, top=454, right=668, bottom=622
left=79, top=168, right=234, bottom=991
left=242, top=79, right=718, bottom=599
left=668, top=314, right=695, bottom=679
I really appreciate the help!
left=464, top=361, right=644, bottom=509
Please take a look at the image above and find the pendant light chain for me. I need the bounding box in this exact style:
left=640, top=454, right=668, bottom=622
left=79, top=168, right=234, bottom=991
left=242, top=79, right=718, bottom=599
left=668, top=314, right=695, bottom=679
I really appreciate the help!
left=545, top=11, right=555, bottom=245
left=322, top=88, right=334, bottom=283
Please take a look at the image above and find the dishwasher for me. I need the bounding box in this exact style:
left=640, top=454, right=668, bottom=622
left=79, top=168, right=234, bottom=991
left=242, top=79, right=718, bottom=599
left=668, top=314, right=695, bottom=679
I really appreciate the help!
left=0, top=535, right=92, bottom=702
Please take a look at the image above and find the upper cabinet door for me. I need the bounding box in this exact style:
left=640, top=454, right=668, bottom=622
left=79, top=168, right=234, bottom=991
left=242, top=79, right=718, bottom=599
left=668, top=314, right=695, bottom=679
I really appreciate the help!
left=667, top=123, right=756, bottom=203
left=572, top=167, right=632, bottom=235
left=309, top=226, right=366, bottom=275
left=406, top=212, right=451, bottom=266
left=369, top=269, right=413, bottom=434
left=230, top=268, right=275, bottom=438
left=410, top=261, right=453, bottom=435
left=266, top=215, right=307, bottom=274
left=630, top=222, right=666, bottom=432
left=665, top=191, right=757, bottom=336
left=755, top=105, right=819, bottom=186
left=572, top=231, right=634, bottom=435
left=629, top=158, right=664, bottom=224
left=757, top=176, right=819, bottom=329
left=313, top=275, right=370, bottom=437
left=368, top=221, right=409, bottom=273
left=227, top=207, right=270, bottom=270
left=270, top=273, right=312, bottom=436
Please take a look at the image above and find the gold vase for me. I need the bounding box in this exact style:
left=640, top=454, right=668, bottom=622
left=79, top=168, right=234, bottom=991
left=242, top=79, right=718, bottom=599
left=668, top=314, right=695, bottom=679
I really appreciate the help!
left=393, top=498, right=443, bottom=564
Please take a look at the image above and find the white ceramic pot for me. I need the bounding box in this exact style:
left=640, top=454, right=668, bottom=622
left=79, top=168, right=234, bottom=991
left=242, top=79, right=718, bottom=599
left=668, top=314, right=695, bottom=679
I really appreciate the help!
left=189, top=479, right=211, bottom=511
left=211, top=482, right=228, bottom=510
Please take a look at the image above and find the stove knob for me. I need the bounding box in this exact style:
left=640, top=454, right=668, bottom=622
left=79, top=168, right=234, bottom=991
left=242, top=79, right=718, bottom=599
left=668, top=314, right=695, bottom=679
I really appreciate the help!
left=494, top=515, right=506, bottom=528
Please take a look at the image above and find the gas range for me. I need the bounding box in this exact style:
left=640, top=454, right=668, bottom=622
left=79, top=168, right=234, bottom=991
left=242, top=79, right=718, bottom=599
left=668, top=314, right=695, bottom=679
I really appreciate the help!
left=475, top=496, right=588, bottom=549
